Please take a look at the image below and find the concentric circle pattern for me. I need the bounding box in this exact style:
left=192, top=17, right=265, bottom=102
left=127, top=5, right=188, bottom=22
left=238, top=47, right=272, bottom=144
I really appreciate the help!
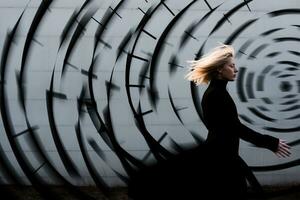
left=0, top=0, right=300, bottom=198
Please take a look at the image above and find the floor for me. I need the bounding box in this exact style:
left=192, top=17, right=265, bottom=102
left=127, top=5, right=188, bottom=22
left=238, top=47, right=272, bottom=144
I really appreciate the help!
left=1, top=185, right=300, bottom=200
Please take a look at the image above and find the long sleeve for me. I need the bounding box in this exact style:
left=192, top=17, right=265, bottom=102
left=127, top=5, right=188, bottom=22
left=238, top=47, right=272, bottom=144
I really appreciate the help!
left=238, top=122, right=279, bottom=152
left=202, top=79, right=279, bottom=153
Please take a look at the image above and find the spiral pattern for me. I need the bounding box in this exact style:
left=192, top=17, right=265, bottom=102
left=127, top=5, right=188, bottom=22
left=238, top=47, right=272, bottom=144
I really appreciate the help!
left=0, top=0, right=300, bottom=199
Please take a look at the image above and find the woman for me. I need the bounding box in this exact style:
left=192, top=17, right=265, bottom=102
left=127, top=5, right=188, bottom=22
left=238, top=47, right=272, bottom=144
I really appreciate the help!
left=185, top=44, right=291, bottom=198
left=127, top=44, right=291, bottom=200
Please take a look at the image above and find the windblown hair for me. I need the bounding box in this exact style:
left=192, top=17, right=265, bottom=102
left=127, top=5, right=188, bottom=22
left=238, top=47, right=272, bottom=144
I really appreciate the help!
left=185, top=44, right=235, bottom=85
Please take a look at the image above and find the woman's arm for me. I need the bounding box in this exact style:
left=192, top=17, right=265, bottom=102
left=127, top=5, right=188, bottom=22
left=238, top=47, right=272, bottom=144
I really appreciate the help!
left=238, top=122, right=278, bottom=152
left=203, top=90, right=291, bottom=157
left=238, top=121, right=291, bottom=157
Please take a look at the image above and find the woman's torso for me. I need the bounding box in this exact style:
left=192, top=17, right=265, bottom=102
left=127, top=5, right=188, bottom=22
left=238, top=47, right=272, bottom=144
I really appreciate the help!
left=201, top=79, right=241, bottom=156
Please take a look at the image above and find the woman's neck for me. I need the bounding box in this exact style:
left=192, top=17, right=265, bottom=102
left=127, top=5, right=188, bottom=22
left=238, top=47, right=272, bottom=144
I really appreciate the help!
left=210, top=78, right=228, bottom=89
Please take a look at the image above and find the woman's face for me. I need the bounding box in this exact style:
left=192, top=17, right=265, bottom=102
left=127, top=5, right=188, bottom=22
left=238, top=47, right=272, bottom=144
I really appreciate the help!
left=218, top=57, right=238, bottom=81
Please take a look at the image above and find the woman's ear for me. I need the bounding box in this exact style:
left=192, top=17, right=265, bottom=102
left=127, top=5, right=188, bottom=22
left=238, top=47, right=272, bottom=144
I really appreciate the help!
left=217, top=67, right=223, bottom=73
left=216, top=67, right=224, bottom=79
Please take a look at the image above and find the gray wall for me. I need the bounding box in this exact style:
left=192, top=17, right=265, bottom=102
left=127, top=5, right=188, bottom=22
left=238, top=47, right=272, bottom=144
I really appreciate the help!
left=0, top=0, right=299, bottom=187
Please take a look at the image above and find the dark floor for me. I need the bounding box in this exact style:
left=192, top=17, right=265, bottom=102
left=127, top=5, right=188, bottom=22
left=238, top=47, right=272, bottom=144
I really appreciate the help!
left=247, top=184, right=300, bottom=200
left=1, top=185, right=300, bottom=200
left=0, top=186, right=128, bottom=200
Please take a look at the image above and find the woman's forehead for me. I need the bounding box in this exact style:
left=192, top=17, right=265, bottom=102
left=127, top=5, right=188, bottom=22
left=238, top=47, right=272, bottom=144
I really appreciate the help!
left=226, top=57, right=235, bottom=64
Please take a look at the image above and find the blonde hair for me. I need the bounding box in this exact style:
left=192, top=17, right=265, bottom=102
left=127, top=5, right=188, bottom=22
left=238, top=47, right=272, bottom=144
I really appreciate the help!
left=185, top=44, right=235, bottom=85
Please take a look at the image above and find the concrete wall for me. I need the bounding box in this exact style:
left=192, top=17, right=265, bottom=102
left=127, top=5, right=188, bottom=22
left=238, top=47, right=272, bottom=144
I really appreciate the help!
left=0, top=0, right=299, bottom=187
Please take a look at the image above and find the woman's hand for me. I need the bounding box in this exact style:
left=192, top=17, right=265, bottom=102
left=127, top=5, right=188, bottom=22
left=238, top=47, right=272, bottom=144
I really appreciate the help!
left=275, top=139, right=291, bottom=158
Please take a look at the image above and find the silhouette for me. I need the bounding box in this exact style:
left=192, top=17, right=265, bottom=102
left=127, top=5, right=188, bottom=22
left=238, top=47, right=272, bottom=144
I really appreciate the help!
left=127, top=44, right=291, bottom=200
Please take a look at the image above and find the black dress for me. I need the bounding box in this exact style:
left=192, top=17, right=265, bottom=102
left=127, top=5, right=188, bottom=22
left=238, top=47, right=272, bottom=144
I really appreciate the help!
left=200, top=78, right=279, bottom=199
left=128, top=78, right=279, bottom=200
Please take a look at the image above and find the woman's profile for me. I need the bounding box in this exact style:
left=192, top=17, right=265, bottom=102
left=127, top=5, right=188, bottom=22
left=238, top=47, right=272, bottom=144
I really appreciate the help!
left=185, top=43, right=291, bottom=199
left=127, top=44, right=291, bottom=200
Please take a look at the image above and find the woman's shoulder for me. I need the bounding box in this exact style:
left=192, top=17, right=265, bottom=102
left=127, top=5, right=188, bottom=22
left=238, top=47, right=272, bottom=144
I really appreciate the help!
left=203, top=87, right=225, bottom=99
